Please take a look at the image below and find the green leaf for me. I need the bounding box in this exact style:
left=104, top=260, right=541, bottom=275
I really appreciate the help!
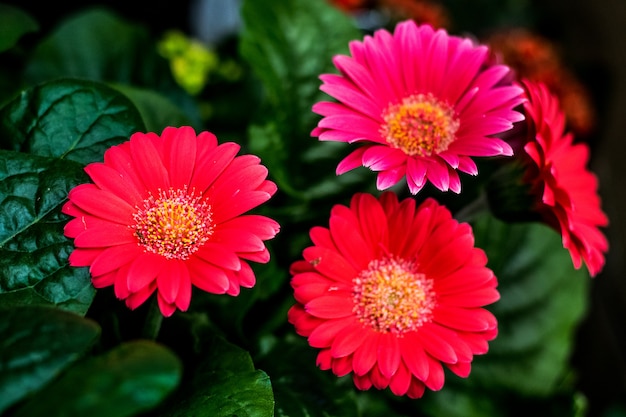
left=471, top=215, right=589, bottom=394
left=111, top=83, right=196, bottom=133
left=12, top=340, right=182, bottom=417
left=240, top=0, right=362, bottom=198
left=0, top=150, right=95, bottom=314
left=419, top=214, right=589, bottom=417
left=0, top=78, right=145, bottom=163
left=257, top=335, right=358, bottom=417
left=0, top=4, right=39, bottom=53
left=0, top=305, right=100, bottom=413
left=159, top=334, right=274, bottom=417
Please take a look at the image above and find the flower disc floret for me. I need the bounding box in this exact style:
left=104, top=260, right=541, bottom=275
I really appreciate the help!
left=133, top=187, right=214, bottom=260
left=353, top=256, right=435, bottom=334
left=381, top=93, right=459, bottom=157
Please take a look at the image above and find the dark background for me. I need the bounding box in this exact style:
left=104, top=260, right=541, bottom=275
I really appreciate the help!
left=3, top=0, right=625, bottom=415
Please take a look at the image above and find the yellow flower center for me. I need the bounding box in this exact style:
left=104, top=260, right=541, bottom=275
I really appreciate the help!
left=352, top=256, right=435, bottom=334
left=133, top=188, right=213, bottom=260
left=381, top=93, right=460, bottom=156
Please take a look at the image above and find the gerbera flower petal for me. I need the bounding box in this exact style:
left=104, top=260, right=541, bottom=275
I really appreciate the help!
left=377, top=333, right=402, bottom=378
left=74, top=222, right=136, bottom=247
left=63, top=126, right=278, bottom=316
left=127, top=252, right=165, bottom=292
left=84, top=163, right=143, bottom=207
left=519, top=80, right=609, bottom=276
left=306, top=296, right=355, bottom=319
left=69, top=185, right=135, bottom=224
left=90, top=243, right=143, bottom=276
left=126, top=281, right=157, bottom=311
left=313, top=20, right=524, bottom=194
left=289, top=192, right=499, bottom=398
left=162, top=126, right=197, bottom=188
left=129, top=133, right=170, bottom=192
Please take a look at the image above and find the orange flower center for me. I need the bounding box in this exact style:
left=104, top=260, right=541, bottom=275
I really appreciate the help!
left=381, top=93, right=460, bottom=156
left=352, top=256, right=435, bottom=334
left=133, top=188, right=214, bottom=260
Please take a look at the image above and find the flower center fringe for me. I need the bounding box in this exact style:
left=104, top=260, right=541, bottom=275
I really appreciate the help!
left=352, top=256, right=435, bottom=335
left=133, top=187, right=214, bottom=260
left=381, top=93, right=460, bottom=156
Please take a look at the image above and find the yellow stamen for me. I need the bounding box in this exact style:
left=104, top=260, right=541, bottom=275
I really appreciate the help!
left=133, top=187, right=213, bottom=260
left=352, top=256, right=435, bottom=335
left=381, top=93, right=460, bottom=156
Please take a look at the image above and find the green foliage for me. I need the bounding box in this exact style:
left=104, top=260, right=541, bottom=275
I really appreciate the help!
left=240, top=0, right=371, bottom=203
left=0, top=4, right=39, bottom=53
left=0, top=305, right=100, bottom=413
left=159, top=335, right=273, bottom=417
left=12, top=340, right=182, bottom=417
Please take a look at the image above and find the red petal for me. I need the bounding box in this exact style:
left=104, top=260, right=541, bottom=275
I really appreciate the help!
left=163, top=126, right=197, bottom=189
left=305, top=296, right=354, bottom=319
left=90, top=243, right=142, bottom=276
left=377, top=333, right=401, bottom=378
left=187, top=258, right=229, bottom=294
left=157, top=292, right=176, bottom=317
left=157, top=260, right=181, bottom=304
left=195, top=243, right=241, bottom=271
left=400, top=334, right=429, bottom=381
left=308, top=317, right=354, bottom=348
left=352, top=332, right=380, bottom=376
left=127, top=253, right=165, bottom=292
left=331, top=323, right=369, bottom=358
left=69, top=185, right=135, bottom=224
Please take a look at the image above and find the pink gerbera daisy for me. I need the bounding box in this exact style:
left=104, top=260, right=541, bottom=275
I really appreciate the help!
left=312, top=20, right=525, bottom=194
left=521, top=80, right=608, bottom=276
left=62, top=126, right=279, bottom=316
left=288, top=192, right=499, bottom=398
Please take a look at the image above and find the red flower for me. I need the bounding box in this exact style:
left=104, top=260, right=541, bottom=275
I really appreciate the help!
left=288, top=192, right=499, bottom=398
left=521, top=80, right=608, bottom=276
left=312, top=20, right=524, bottom=194
left=63, top=126, right=279, bottom=316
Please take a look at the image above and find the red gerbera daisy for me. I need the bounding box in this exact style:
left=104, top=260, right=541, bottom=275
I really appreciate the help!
left=62, top=126, right=279, bottom=316
left=521, top=80, right=608, bottom=276
left=288, top=192, right=499, bottom=398
left=312, top=20, right=525, bottom=194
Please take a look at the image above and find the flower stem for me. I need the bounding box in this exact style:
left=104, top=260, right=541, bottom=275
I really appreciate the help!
left=142, top=296, right=164, bottom=340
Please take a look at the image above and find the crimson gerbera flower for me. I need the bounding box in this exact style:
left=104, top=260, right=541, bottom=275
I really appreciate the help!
left=288, top=192, right=499, bottom=398
left=312, top=20, right=525, bottom=194
left=521, top=80, right=608, bottom=276
left=62, top=126, right=279, bottom=316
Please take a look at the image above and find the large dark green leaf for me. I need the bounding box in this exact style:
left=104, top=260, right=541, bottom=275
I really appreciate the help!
left=159, top=334, right=274, bottom=417
left=0, top=4, right=39, bottom=53
left=0, top=78, right=145, bottom=163
left=419, top=214, right=589, bottom=417
left=12, top=340, right=182, bottom=417
left=0, top=305, right=100, bottom=414
left=0, top=150, right=94, bottom=313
